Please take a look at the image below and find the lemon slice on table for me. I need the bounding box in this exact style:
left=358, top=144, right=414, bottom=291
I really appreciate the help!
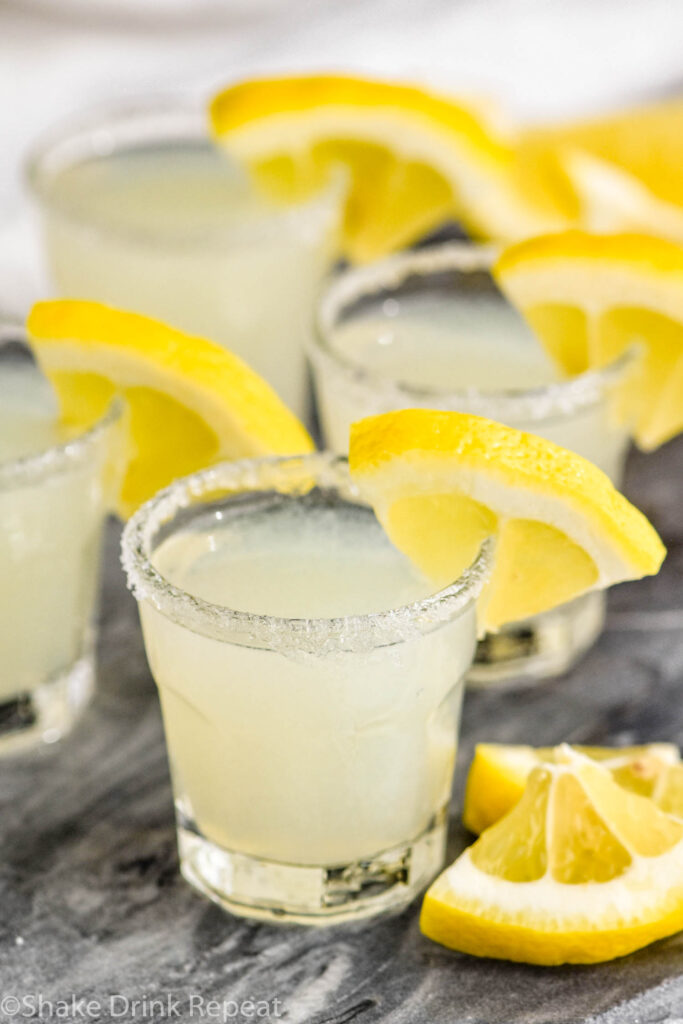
left=209, top=74, right=556, bottom=261
left=463, top=741, right=682, bottom=835
left=513, top=97, right=683, bottom=241
left=421, top=747, right=683, bottom=965
left=26, top=301, right=313, bottom=518
left=348, top=409, right=665, bottom=631
left=495, top=230, right=683, bottom=450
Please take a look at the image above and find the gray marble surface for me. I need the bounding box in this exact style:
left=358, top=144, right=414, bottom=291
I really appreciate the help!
left=0, top=437, right=682, bottom=1024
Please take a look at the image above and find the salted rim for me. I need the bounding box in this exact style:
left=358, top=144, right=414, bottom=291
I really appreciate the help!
left=121, top=451, right=492, bottom=654
left=311, top=241, right=638, bottom=426
left=24, top=94, right=345, bottom=249
left=0, top=329, right=124, bottom=490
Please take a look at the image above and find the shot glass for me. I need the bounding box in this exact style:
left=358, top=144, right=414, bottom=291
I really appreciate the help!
left=121, top=452, right=490, bottom=923
left=311, top=242, right=636, bottom=687
left=0, top=340, right=122, bottom=752
left=25, top=97, right=344, bottom=421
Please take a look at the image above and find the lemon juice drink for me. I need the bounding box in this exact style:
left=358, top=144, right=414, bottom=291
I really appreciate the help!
left=26, top=100, right=342, bottom=420
left=122, top=453, right=489, bottom=923
left=0, top=342, right=120, bottom=750
left=311, top=244, right=633, bottom=685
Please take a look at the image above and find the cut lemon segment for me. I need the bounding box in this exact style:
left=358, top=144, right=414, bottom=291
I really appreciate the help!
left=421, top=747, right=683, bottom=964
left=209, top=74, right=554, bottom=262
left=463, top=741, right=681, bottom=835
left=349, top=409, right=665, bottom=631
left=561, top=150, right=683, bottom=243
left=26, top=301, right=313, bottom=517
left=514, top=97, right=683, bottom=241
left=495, top=230, right=683, bottom=450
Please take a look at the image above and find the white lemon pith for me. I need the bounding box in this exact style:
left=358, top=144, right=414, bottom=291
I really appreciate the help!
left=27, top=300, right=313, bottom=517
left=495, top=231, right=683, bottom=450
left=209, top=74, right=554, bottom=260
left=421, top=747, right=683, bottom=965
left=349, top=409, right=665, bottom=630
left=463, top=742, right=682, bottom=835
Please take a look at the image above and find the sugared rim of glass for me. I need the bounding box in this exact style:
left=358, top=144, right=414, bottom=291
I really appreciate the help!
left=121, top=451, right=492, bottom=654
left=0, top=328, right=124, bottom=490
left=312, top=241, right=638, bottom=426
left=24, top=94, right=345, bottom=248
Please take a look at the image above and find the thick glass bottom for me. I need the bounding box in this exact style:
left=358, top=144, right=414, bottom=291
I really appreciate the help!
left=177, top=808, right=448, bottom=925
left=0, top=650, right=95, bottom=755
left=468, top=591, right=606, bottom=690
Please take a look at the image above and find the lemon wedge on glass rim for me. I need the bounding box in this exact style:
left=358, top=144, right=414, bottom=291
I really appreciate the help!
left=209, top=73, right=557, bottom=262
left=349, top=409, right=665, bottom=632
left=463, top=741, right=683, bottom=835
left=421, top=746, right=683, bottom=965
left=26, top=300, right=314, bottom=518
left=495, top=230, right=683, bottom=450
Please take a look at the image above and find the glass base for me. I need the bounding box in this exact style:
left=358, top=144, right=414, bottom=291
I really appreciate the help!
left=177, top=809, right=448, bottom=925
left=467, top=591, right=606, bottom=690
left=0, top=652, right=95, bottom=755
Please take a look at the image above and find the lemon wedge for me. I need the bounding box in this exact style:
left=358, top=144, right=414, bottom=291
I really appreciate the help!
left=495, top=230, right=683, bottom=450
left=463, top=741, right=681, bottom=835
left=514, top=97, right=683, bottom=241
left=209, top=74, right=553, bottom=261
left=349, top=409, right=665, bottom=631
left=421, top=747, right=683, bottom=964
left=26, top=300, right=313, bottom=517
